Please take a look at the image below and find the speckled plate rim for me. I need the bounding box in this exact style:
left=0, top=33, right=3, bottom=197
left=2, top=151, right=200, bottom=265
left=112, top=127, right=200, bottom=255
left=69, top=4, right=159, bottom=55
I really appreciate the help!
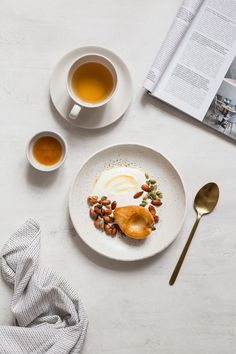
left=69, top=143, right=187, bottom=261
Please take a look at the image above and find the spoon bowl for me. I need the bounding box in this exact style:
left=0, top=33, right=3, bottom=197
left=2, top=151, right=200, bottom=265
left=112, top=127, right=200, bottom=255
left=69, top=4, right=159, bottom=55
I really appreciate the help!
left=194, top=182, right=219, bottom=216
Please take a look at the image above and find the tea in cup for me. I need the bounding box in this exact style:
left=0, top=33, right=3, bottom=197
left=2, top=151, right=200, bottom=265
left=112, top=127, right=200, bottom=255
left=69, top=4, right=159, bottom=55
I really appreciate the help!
left=67, top=54, right=118, bottom=119
left=26, top=131, right=67, bottom=172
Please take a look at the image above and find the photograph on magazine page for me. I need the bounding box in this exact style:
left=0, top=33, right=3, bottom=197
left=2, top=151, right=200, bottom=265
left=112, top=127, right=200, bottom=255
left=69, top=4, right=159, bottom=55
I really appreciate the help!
left=203, top=56, right=236, bottom=140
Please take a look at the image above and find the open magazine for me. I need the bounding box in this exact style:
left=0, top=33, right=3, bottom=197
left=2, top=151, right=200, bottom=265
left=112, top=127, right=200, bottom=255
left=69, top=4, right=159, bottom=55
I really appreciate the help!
left=144, top=0, right=236, bottom=140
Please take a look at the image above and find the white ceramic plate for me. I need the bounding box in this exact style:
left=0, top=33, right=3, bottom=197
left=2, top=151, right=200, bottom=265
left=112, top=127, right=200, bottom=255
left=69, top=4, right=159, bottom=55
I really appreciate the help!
left=69, top=144, right=186, bottom=261
left=50, top=46, right=132, bottom=129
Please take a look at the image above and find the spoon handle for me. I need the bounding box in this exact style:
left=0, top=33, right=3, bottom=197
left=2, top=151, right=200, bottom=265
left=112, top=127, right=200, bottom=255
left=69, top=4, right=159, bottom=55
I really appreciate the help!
left=169, top=214, right=201, bottom=286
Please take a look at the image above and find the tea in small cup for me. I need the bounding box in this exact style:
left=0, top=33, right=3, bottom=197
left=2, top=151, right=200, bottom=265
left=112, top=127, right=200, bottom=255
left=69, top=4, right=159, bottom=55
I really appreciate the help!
left=67, top=54, right=118, bottom=119
left=26, top=131, right=67, bottom=172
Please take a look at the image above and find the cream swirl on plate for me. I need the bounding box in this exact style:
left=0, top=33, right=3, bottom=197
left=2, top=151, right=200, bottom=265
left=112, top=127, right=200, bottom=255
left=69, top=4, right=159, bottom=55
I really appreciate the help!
left=92, top=166, right=146, bottom=206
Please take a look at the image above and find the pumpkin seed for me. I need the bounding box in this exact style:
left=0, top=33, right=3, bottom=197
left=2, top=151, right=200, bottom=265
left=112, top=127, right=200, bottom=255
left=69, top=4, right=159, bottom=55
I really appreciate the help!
left=149, top=192, right=157, bottom=200
left=99, top=218, right=105, bottom=231
left=149, top=178, right=156, bottom=184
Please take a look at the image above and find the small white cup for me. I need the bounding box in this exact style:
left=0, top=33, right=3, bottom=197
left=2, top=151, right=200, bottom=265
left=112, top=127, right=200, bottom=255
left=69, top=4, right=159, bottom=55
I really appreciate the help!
left=67, top=54, right=118, bottom=120
left=26, top=131, right=67, bottom=172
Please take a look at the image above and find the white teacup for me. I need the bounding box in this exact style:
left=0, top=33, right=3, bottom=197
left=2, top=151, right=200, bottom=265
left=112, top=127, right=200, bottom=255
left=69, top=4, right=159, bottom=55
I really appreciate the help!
left=67, top=54, right=118, bottom=120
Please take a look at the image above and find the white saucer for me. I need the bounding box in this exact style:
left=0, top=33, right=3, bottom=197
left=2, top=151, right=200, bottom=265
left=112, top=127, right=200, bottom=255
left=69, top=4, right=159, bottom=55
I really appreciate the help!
left=69, top=144, right=186, bottom=261
left=50, top=46, right=132, bottom=129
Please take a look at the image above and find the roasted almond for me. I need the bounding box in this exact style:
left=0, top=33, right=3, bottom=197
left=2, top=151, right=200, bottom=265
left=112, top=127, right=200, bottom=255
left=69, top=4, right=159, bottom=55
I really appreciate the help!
left=94, top=219, right=100, bottom=229
left=141, top=184, right=151, bottom=192
left=103, top=216, right=114, bottom=223
left=114, top=223, right=120, bottom=232
left=103, top=209, right=112, bottom=215
left=101, top=199, right=111, bottom=206
left=111, top=225, right=117, bottom=237
left=133, top=191, right=144, bottom=199
left=148, top=205, right=156, bottom=216
left=111, top=201, right=117, bottom=210
left=87, top=196, right=98, bottom=205
left=94, top=206, right=102, bottom=215
left=154, top=215, right=159, bottom=223
left=151, top=199, right=162, bottom=206
left=104, top=224, right=112, bottom=235
left=89, top=208, right=98, bottom=220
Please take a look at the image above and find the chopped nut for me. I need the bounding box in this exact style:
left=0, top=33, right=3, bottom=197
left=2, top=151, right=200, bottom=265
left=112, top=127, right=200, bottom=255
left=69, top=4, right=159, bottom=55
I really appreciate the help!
left=151, top=199, right=162, bottom=206
left=110, top=225, right=117, bottom=237
left=154, top=215, right=159, bottom=223
left=94, top=206, right=102, bottom=215
left=103, top=209, right=112, bottom=215
left=101, top=199, right=111, bottom=206
left=111, top=201, right=117, bottom=210
left=94, top=219, right=100, bottom=229
left=87, top=196, right=98, bottom=206
left=141, top=184, right=151, bottom=192
left=103, top=216, right=114, bottom=223
left=148, top=205, right=156, bottom=216
left=104, top=224, right=112, bottom=235
left=133, top=191, right=144, bottom=199
left=89, top=208, right=98, bottom=220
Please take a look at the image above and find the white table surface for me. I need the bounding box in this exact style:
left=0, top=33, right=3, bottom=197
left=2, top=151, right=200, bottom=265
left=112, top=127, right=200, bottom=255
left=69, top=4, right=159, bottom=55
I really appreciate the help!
left=0, top=1, right=236, bottom=353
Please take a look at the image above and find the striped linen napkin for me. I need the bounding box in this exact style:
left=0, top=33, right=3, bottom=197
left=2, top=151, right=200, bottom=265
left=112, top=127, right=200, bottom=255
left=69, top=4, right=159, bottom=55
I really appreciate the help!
left=0, top=219, right=88, bottom=353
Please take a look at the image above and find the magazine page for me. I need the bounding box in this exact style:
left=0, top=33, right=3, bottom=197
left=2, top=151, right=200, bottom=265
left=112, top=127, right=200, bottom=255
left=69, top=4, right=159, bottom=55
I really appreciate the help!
left=152, top=0, right=236, bottom=121
left=144, top=0, right=204, bottom=92
left=202, top=56, right=236, bottom=140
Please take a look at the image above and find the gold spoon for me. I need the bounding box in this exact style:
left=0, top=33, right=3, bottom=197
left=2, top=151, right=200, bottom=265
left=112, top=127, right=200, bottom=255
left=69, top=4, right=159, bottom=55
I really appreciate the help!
left=169, top=182, right=219, bottom=286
